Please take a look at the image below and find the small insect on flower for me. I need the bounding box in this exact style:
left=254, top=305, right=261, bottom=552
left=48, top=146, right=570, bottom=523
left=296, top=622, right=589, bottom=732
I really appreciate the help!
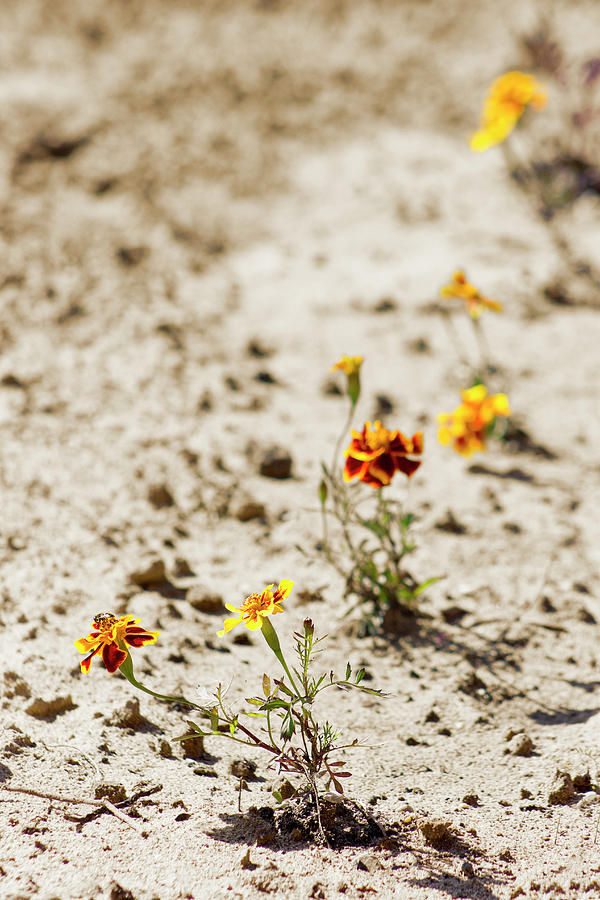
left=440, top=271, right=503, bottom=319
left=75, top=613, right=160, bottom=673
left=437, top=384, right=510, bottom=456
left=343, top=420, right=423, bottom=488
left=470, top=70, right=547, bottom=151
left=218, top=580, right=294, bottom=636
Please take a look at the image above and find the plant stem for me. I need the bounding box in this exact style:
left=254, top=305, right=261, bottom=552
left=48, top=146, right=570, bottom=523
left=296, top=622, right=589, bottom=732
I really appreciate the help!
left=261, top=618, right=303, bottom=695
left=119, top=653, right=199, bottom=708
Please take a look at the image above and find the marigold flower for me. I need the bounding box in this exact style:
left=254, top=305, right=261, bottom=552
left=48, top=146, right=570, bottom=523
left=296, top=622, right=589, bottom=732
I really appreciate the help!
left=437, top=384, right=510, bottom=456
left=218, top=580, right=294, bottom=636
left=331, top=355, right=363, bottom=376
left=470, top=71, right=547, bottom=151
left=343, top=420, right=423, bottom=488
left=75, top=613, right=160, bottom=674
left=441, top=270, right=502, bottom=319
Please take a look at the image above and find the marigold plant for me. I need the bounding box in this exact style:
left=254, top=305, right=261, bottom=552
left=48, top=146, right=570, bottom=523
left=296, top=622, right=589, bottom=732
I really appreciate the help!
left=437, top=384, right=511, bottom=456
left=75, top=583, right=382, bottom=844
left=470, top=70, right=547, bottom=151
left=317, top=357, right=439, bottom=635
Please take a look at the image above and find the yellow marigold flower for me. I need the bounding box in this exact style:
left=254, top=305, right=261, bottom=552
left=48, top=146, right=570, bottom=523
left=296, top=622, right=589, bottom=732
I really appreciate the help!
left=331, top=355, right=363, bottom=406
left=441, top=270, right=503, bottom=319
left=218, top=580, right=294, bottom=636
left=344, top=420, right=423, bottom=487
left=437, top=385, right=510, bottom=456
left=470, top=71, right=547, bottom=151
left=75, top=613, right=160, bottom=674
left=331, top=355, right=363, bottom=376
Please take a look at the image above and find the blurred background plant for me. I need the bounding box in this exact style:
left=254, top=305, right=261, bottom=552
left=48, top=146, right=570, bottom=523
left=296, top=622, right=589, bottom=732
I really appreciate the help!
left=475, top=21, right=600, bottom=307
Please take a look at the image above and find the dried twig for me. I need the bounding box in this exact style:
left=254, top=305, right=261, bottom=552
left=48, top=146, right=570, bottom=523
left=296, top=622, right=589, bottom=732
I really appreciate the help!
left=0, top=784, right=160, bottom=834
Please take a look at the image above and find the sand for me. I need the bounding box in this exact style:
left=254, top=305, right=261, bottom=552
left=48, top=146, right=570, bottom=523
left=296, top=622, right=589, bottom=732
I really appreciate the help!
left=1, top=1, right=600, bottom=898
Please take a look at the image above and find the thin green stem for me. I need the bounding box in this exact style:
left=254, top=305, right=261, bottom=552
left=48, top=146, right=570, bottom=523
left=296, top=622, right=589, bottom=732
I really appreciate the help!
left=261, top=618, right=303, bottom=696
left=119, top=654, right=199, bottom=708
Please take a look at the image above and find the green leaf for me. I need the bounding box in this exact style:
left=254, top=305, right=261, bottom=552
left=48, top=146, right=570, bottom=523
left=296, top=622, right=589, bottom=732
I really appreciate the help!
left=345, top=662, right=352, bottom=681
left=412, top=575, right=445, bottom=596
left=260, top=699, right=290, bottom=712
left=263, top=673, right=271, bottom=698
left=318, top=478, right=328, bottom=507
left=209, top=707, right=219, bottom=733
left=272, top=790, right=283, bottom=803
left=355, top=668, right=365, bottom=684
left=273, top=678, right=294, bottom=697
left=246, top=697, right=264, bottom=706
left=280, top=710, right=295, bottom=741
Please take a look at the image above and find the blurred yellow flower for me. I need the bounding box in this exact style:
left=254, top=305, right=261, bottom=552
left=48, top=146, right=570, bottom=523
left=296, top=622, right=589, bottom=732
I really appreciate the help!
left=331, top=355, right=363, bottom=376
left=438, top=385, right=510, bottom=456
left=331, top=355, right=363, bottom=405
left=470, top=71, right=547, bottom=151
left=441, top=270, right=502, bottom=319
left=218, top=580, right=294, bottom=635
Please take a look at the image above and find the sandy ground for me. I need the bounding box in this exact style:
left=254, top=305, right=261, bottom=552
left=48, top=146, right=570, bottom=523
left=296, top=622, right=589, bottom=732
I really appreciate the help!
left=1, top=1, right=600, bottom=898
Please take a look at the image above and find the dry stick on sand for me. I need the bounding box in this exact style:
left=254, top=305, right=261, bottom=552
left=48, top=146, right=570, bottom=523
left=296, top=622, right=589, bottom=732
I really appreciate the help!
left=0, top=784, right=156, bottom=834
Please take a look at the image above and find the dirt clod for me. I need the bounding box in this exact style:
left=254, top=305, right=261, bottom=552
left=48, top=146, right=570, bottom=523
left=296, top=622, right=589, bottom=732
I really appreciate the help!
left=507, top=733, right=534, bottom=757
left=147, top=484, right=175, bottom=508
left=230, top=759, right=257, bottom=779
left=420, top=819, right=453, bottom=847
left=25, top=695, right=77, bottom=721
left=181, top=735, right=206, bottom=760
left=187, top=588, right=225, bottom=614
left=235, top=501, right=266, bottom=522
left=548, top=771, right=576, bottom=805
left=95, top=784, right=127, bottom=804
left=110, top=699, right=159, bottom=733
left=129, top=559, right=167, bottom=587
left=259, top=447, right=293, bottom=479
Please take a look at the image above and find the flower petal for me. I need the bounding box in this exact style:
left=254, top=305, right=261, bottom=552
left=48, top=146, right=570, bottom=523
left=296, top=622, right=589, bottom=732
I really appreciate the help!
left=218, top=616, right=243, bottom=637
left=102, top=642, right=128, bottom=673
left=276, top=579, right=294, bottom=601
left=125, top=627, right=160, bottom=647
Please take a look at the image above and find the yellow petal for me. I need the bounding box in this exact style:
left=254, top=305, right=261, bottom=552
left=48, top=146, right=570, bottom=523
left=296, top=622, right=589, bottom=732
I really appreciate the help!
left=217, top=616, right=242, bottom=637
left=277, top=579, right=294, bottom=599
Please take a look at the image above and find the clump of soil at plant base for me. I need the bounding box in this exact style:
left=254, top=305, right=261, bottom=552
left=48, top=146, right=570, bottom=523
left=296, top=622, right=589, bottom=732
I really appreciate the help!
left=250, top=795, right=390, bottom=848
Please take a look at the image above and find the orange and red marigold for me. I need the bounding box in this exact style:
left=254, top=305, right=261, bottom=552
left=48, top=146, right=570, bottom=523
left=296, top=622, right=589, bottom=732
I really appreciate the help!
left=218, top=580, right=294, bottom=636
left=437, top=384, right=510, bottom=456
left=75, top=613, right=160, bottom=673
left=343, top=420, right=423, bottom=488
